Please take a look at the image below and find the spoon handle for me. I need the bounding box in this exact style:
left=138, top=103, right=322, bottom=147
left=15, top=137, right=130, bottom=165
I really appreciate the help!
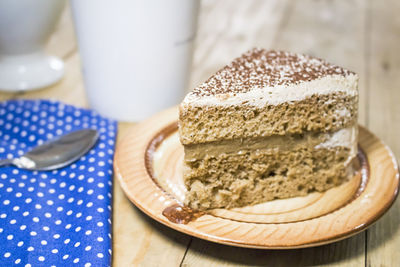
left=0, top=159, right=13, bottom=167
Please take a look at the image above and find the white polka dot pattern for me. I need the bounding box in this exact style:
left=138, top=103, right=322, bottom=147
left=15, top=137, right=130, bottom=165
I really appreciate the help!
left=0, top=100, right=115, bottom=266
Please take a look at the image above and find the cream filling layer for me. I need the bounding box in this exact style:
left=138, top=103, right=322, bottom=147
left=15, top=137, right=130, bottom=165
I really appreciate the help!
left=316, top=126, right=358, bottom=164
left=183, top=74, right=358, bottom=108
left=184, top=125, right=358, bottom=162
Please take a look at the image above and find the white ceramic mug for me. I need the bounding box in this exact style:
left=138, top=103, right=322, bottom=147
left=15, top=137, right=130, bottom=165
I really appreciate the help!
left=70, top=0, right=199, bottom=121
left=0, top=0, right=66, bottom=92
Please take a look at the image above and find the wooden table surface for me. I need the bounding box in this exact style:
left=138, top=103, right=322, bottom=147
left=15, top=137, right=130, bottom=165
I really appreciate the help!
left=1, top=1, right=399, bottom=266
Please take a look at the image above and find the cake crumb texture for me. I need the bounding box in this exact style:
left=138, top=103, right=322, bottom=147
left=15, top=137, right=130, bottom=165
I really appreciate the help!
left=180, top=93, right=357, bottom=145
left=184, top=147, right=351, bottom=210
left=179, top=49, right=359, bottom=210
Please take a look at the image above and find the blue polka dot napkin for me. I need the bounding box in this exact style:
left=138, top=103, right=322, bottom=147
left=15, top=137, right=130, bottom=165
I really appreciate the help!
left=0, top=100, right=116, bottom=266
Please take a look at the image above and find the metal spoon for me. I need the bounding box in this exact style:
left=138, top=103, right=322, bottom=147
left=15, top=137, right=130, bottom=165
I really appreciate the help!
left=0, top=129, right=99, bottom=171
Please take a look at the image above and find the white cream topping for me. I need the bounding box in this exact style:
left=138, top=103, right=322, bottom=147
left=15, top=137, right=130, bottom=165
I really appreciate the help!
left=315, top=125, right=358, bottom=162
left=334, top=107, right=351, bottom=118
left=183, top=74, right=358, bottom=108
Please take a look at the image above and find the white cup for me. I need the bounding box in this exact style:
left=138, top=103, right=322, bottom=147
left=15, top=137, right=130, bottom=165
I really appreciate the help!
left=70, top=0, right=200, bottom=121
left=0, top=0, right=65, bottom=92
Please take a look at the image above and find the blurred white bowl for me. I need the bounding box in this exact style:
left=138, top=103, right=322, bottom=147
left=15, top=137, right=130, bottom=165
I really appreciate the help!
left=0, top=0, right=66, bottom=92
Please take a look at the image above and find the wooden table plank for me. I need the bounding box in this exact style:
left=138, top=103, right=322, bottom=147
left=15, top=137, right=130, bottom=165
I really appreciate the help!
left=366, top=0, right=400, bottom=265
left=182, top=236, right=365, bottom=267
left=269, top=0, right=369, bottom=126
left=46, top=6, right=77, bottom=60
left=189, top=0, right=290, bottom=90
left=112, top=182, right=190, bottom=267
left=112, top=123, right=191, bottom=266
left=183, top=0, right=367, bottom=265
left=0, top=1, right=399, bottom=266
left=0, top=91, right=17, bottom=102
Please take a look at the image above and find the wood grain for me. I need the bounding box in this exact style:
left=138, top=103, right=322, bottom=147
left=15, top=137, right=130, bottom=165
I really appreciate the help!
left=153, top=131, right=366, bottom=224
left=114, top=106, right=399, bottom=249
left=112, top=123, right=191, bottom=266
left=189, top=0, right=290, bottom=91
left=46, top=6, right=77, bottom=60
left=0, top=0, right=399, bottom=265
left=365, top=0, right=400, bottom=266
left=185, top=0, right=370, bottom=265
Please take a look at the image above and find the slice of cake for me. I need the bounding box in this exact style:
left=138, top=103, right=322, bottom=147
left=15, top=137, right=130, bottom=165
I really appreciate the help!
left=179, top=48, right=358, bottom=210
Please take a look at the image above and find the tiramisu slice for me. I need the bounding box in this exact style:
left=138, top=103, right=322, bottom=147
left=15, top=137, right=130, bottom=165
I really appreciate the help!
left=179, top=48, right=358, bottom=210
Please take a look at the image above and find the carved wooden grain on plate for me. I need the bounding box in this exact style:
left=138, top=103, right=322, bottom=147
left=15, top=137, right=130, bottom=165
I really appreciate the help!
left=114, top=107, right=399, bottom=249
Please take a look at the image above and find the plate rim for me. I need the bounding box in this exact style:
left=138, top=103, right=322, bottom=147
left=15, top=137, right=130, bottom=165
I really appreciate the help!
left=114, top=106, right=400, bottom=249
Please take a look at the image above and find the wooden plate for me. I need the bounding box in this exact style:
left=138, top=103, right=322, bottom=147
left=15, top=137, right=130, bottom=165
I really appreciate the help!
left=114, top=107, right=399, bottom=249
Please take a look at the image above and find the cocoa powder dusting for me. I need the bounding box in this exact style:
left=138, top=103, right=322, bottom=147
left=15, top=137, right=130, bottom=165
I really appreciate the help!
left=191, top=48, right=355, bottom=97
